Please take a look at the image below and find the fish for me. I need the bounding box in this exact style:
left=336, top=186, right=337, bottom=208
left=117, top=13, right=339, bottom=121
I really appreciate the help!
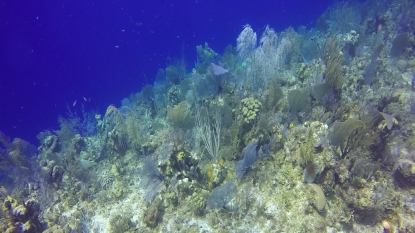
left=73, top=100, right=77, bottom=106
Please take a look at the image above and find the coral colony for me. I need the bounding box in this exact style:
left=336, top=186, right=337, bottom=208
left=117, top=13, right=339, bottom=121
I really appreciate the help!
left=2, top=1, right=415, bottom=232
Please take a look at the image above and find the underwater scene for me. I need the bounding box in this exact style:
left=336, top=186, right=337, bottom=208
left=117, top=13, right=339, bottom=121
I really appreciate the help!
left=1, top=0, right=415, bottom=232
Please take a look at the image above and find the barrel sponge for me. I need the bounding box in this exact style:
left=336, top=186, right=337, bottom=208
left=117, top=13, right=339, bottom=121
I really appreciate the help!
left=309, top=183, right=326, bottom=211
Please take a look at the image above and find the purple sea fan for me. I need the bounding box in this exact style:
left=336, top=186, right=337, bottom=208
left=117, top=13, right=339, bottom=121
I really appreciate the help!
left=139, top=155, right=164, bottom=203
left=378, top=111, right=396, bottom=130
left=210, top=63, right=228, bottom=75
left=207, top=179, right=237, bottom=210
left=235, top=141, right=258, bottom=179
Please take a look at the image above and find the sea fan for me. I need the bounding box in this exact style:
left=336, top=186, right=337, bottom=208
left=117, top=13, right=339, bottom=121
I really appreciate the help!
left=236, top=24, right=257, bottom=59
left=235, top=141, right=258, bottom=179
left=207, top=179, right=237, bottom=210
left=210, top=63, right=228, bottom=75
left=139, top=155, right=164, bottom=203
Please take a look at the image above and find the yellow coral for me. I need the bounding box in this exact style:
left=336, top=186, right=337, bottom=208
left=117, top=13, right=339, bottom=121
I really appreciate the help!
left=177, top=151, right=185, bottom=161
left=112, top=187, right=123, bottom=198
left=165, top=160, right=172, bottom=176
left=289, top=123, right=294, bottom=131
left=241, top=97, right=261, bottom=124
left=3, top=196, right=18, bottom=212
left=207, top=164, right=215, bottom=187
left=5, top=225, right=16, bottom=233
left=111, top=164, right=119, bottom=177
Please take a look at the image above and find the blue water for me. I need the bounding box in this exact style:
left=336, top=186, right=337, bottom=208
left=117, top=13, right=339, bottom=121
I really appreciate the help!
left=0, top=0, right=332, bottom=144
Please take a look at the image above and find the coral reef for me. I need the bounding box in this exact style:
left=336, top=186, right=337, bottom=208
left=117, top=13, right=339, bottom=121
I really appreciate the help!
left=2, top=0, right=415, bottom=232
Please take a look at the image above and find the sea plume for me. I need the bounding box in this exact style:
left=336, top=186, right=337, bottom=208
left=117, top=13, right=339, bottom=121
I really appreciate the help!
left=236, top=24, right=257, bottom=59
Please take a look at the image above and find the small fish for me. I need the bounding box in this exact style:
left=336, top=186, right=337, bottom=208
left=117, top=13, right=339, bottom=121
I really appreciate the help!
left=73, top=100, right=77, bottom=106
left=83, top=97, right=87, bottom=102
left=115, top=45, right=119, bottom=48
